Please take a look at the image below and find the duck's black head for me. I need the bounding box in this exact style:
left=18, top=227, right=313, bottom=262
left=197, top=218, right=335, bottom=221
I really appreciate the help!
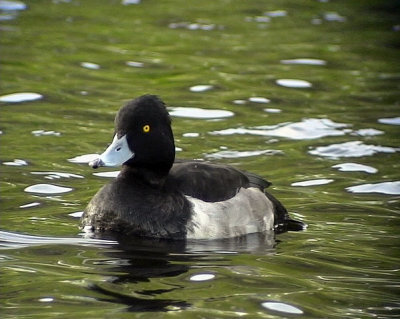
left=90, top=95, right=175, bottom=184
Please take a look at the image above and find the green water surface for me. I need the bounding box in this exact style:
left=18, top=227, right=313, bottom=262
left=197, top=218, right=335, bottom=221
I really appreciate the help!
left=1, top=0, right=399, bottom=318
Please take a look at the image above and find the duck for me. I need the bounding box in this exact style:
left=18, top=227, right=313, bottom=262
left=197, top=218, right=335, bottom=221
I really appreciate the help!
left=81, top=95, right=305, bottom=240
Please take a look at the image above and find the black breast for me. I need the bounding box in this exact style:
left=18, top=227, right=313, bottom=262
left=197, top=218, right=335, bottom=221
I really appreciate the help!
left=81, top=170, right=192, bottom=239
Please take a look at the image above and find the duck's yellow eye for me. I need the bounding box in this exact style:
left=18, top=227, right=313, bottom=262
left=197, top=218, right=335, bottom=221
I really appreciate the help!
left=142, top=124, right=150, bottom=133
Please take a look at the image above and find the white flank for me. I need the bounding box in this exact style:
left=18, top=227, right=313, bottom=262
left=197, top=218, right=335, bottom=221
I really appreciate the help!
left=187, top=188, right=274, bottom=239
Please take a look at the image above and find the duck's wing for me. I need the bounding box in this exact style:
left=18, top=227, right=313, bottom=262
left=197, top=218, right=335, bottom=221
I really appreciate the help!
left=167, top=160, right=306, bottom=232
left=167, top=160, right=271, bottom=202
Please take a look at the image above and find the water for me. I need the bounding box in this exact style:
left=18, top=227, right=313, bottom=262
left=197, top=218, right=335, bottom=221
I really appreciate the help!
left=1, top=0, right=399, bottom=318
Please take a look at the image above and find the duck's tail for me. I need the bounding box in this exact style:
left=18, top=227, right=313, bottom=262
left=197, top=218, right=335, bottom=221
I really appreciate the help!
left=264, top=191, right=307, bottom=233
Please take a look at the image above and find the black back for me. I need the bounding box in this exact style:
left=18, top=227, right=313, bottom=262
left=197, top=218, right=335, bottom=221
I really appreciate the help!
left=167, top=160, right=271, bottom=202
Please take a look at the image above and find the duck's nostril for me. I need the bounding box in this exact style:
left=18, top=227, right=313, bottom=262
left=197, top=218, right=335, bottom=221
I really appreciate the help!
left=116, top=147, right=121, bottom=151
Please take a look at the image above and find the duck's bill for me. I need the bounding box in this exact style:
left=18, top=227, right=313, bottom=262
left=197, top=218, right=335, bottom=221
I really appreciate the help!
left=89, top=134, right=134, bottom=168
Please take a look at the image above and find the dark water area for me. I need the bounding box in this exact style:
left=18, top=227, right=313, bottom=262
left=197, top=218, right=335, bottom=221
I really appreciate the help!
left=1, top=0, right=399, bottom=318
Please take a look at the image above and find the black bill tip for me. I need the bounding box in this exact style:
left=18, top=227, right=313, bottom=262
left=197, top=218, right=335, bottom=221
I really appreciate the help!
left=89, top=158, right=104, bottom=169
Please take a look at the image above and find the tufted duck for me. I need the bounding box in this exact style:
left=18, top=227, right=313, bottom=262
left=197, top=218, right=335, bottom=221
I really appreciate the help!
left=81, top=95, right=305, bottom=239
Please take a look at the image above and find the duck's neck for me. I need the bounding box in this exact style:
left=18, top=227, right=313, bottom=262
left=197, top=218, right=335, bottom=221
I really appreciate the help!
left=120, top=164, right=170, bottom=188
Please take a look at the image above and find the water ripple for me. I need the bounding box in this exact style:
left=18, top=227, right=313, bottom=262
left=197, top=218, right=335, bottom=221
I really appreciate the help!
left=2, top=159, right=28, bottom=166
left=291, top=179, right=334, bottom=187
left=0, top=230, right=116, bottom=249
left=68, top=211, right=83, bottom=218
left=189, top=85, right=214, bottom=92
left=351, top=128, right=383, bottom=136
left=324, top=12, right=347, bottom=22
left=182, top=132, right=199, bottom=137
left=24, top=184, right=73, bottom=195
left=309, top=141, right=398, bottom=158
left=68, top=154, right=99, bottom=164
left=31, top=130, right=61, bottom=136
left=332, top=163, right=377, bottom=174
left=276, top=79, right=312, bottom=88
left=19, top=202, right=41, bottom=208
left=248, top=97, right=271, bottom=104
left=346, top=181, right=400, bottom=195
left=264, top=108, right=282, bottom=113
left=189, top=273, right=215, bottom=282
left=169, top=107, right=234, bottom=119
left=0, top=92, right=42, bottom=103
left=280, top=58, right=327, bottom=65
left=80, top=62, right=100, bottom=70
left=122, top=0, right=140, bottom=5
left=93, top=171, right=120, bottom=178
left=169, top=22, right=218, bottom=31
left=206, top=149, right=282, bottom=159
left=378, top=117, right=400, bottom=125
left=264, top=10, right=287, bottom=18
left=211, top=118, right=349, bottom=140
left=31, top=171, right=83, bottom=180
left=261, top=301, right=304, bottom=314
left=126, top=61, right=144, bottom=68
left=0, top=1, right=27, bottom=11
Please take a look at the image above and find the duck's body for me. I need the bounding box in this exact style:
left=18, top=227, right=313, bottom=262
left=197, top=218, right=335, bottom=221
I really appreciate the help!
left=81, top=95, right=304, bottom=239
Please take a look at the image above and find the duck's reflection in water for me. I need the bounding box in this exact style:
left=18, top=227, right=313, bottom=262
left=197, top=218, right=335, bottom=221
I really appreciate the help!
left=86, top=232, right=277, bottom=312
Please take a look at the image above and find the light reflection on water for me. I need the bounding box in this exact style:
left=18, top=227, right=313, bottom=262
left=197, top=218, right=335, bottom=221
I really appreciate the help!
left=1, top=0, right=399, bottom=318
left=309, top=141, right=398, bottom=158
left=346, top=181, right=400, bottom=195
left=168, top=106, right=234, bottom=119
left=0, top=92, right=42, bottom=103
